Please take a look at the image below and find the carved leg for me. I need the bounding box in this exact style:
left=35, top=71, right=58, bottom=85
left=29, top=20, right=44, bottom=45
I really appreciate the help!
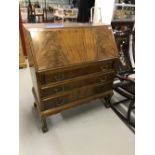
left=41, top=117, right=48, bottom=133
left=100, top=95, right=112, bottom=108
left=34, top=102, right=37, bottom=108
left=104, top=96, right=112, bottom=108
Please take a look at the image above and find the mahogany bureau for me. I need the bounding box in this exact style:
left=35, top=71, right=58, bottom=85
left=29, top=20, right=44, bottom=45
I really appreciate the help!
left=24, top=24, right=118, bottom=132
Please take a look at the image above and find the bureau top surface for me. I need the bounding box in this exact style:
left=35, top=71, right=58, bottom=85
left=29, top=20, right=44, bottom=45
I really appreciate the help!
left=28, top=24, right=118, bottom=71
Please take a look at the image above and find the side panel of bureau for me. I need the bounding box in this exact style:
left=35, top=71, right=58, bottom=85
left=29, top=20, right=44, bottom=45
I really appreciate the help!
left=23, top=27, right=34, bottom=67
left=23, top=27, right=44, bottom=111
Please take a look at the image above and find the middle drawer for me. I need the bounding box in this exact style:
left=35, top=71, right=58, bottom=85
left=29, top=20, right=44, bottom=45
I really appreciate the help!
left=40, top=72, right=115, bottom=99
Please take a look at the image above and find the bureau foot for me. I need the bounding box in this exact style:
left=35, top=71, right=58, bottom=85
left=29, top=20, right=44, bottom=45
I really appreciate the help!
left=34, top=102, right=37, bottom=108
left=41, top=118, right=48, bottom=133
left=100, top=95, right=112, bottom=108
left=104, top=96, right=112, bottom=108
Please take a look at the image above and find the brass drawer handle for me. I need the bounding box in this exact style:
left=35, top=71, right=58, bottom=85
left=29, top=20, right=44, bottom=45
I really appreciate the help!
left=53, top=87, right=64, bottom=93
left=100, top=66, right=107, bottom=72
left=55, top=97, right=67, bottom=106
left=54, top=74, right=64, bottom=81
left=55, top=97, right=64, bottom=106
left=99, top=76, right=107, bottom=83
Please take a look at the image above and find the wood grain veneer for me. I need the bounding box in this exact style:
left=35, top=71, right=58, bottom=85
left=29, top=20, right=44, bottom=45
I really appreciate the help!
left=29, top=26, right=117, bottom=71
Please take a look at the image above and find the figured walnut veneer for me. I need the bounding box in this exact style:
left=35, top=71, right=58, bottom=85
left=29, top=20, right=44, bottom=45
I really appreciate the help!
left=29, top=26, right=117, bottom=71
left=24, top=24, right=118, bottom=132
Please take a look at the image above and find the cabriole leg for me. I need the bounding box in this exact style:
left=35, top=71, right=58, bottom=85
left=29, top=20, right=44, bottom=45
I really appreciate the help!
left=104, top=96, right=112, bottom=108
left=100, top=95, right=112, bottom=108
left=41, top=117, right=48, bottom=133
left=34, top=102, right=37, bottom=108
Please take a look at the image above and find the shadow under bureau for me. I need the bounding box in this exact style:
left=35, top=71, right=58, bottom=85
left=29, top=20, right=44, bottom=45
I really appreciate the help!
left=24, top=23, right=118, bottom=132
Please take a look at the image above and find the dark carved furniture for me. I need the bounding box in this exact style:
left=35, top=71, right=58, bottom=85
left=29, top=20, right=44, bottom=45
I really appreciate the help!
left=111, top=28, right=135, bottom=129
left=24, top=24, right=118, bottom=132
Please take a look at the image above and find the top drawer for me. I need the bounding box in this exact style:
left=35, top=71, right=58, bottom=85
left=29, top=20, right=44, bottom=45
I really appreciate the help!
left=38, top=59, right=116, bottom=85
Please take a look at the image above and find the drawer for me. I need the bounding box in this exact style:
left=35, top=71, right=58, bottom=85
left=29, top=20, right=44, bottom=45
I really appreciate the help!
left=43, top=82, right=113, bottom=110
left=38, top=60, right=116, bottom=85
left=40, top=72, right=115, bottom=98
left=43, top=96, right=69, bottom=110
left=69, top=83, right=113, bottom=100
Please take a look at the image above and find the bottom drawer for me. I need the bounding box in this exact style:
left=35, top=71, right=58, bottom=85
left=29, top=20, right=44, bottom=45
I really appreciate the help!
left=43, top=83, right=113, bottom=110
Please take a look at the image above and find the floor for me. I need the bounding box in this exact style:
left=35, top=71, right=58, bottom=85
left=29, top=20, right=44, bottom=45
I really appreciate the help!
left=19, top=64, right=135, bottom=155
